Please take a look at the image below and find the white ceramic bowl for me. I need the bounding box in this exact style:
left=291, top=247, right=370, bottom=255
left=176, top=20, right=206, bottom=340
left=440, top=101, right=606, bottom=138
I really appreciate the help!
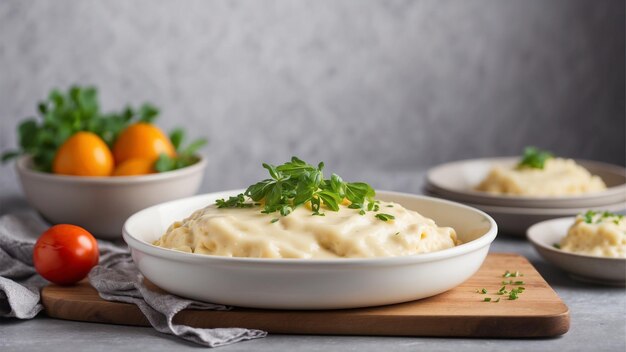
left=527, top=218, right=626, bottom=286
left=426, top=157, right=626, bottom=208
left=123, top=190, right=498, bottom=310
left=425, top=187, right=626, bottom=236
left=16, top=156, right=206, bottom=239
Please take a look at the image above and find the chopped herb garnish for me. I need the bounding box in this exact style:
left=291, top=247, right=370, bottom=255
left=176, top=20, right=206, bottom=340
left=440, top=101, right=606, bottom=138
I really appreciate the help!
left=513, top=281, right=525, bottom=285
left=394, top=232, right=400, bottom=236
left=375, top=213, right=396, bottom=222
left=483, top=297, right=491, bottom=302
left=508, top=287, right=525, bottom=300
left=516, top=146, right=553, bottom=170
left=583, top=210, right=596, bottom=224
left=480, top=288, right=488, bottom=294
left=553, top=243, right=561, bottom=249
left=503, top=270, right=523, bottom=278
left=270, top=218, right=279, bottom=223
left=581, top=210, right=623, bottom=225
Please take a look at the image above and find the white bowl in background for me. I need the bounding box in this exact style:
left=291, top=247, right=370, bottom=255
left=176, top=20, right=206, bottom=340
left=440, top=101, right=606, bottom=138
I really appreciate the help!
left=427, top=186, right=626, bottom=236
left=426, top=157, right=626, bottom=208
left=527, top=218, right=626, bottom=286
left=123, top=190, right=498, bottom=310
left=16, top=155, right=206, bottom=239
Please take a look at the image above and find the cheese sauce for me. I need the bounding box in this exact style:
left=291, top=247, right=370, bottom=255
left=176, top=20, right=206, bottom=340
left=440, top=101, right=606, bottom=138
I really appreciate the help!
left=153, top=201, right=460, bottom=259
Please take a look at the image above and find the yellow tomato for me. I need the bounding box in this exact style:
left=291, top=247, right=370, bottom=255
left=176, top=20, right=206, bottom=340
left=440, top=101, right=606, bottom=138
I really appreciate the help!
left=112, top=158, right=155, bottom=176
left=113, top=123, right=175, bottom=165
left=53, top=132, right=114, bottom=176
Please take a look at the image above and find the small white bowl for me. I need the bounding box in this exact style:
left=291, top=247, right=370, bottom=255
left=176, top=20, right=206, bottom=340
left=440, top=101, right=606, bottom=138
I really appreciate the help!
left=16, top=156, right=206, bottom=239
left=426, top=157, right=626, bottom=208
left=123, top=191, right=498, bottom=310
left=527, top=217, right=626, bottom=286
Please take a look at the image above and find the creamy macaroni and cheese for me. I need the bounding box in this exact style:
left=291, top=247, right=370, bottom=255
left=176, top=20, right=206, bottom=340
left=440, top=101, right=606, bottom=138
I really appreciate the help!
left=154, top=201, right=460, bottom=259
left=475, top=158, right=606, bottom=196
left=559, top=212, right=626, bottom=258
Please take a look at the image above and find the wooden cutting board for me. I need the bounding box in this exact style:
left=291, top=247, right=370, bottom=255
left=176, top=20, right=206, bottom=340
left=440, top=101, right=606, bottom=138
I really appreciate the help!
left=41, top=253, right=569, bottom=338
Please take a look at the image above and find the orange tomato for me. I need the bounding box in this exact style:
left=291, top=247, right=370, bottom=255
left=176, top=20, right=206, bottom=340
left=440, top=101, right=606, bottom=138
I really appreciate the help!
left=112, top=158, right=155, bottom=176
left=112, top=123, right=175, bottom=165
left=53, top=132, right=114, bottom=176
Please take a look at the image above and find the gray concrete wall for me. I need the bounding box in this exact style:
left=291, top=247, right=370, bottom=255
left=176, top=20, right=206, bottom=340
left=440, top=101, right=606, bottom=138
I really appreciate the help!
left=0, top=0, right=624, bottom=196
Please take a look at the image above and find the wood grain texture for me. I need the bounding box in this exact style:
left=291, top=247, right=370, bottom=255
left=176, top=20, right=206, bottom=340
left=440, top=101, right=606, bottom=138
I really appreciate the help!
left=41, top=253, right=570, bottom=338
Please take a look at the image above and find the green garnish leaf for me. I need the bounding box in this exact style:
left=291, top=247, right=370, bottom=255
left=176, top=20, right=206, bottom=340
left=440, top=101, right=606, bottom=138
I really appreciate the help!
left=553, top=243, right=561, bottom=249
left=516, top=146, right=554, bottom=170
left=480, top=288, right=487, bottom=294
left=483, top=297, right=491, bottom=302
left=583, top=210, right=596, bottom=224
left=215, top=194, right=253, bottom=208
left=169, top=128, right=185, bottom=150
left=375, top=213, right=396, bottom=222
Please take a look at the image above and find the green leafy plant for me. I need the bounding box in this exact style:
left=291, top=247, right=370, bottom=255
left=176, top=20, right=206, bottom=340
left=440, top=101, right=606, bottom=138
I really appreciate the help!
left=1, top=86, right=158, bottom=172
left=1, top=85, right=206, bottom=174
left=516, top=146, right=554, bottom=170
left=154, top=128, right=207, bottom=172
left=216, top=157, right=393, bottom=221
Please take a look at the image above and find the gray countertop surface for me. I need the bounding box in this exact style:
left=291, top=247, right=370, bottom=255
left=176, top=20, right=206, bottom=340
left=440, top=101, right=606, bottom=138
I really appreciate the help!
left=1, top=169, right=625, bottom=352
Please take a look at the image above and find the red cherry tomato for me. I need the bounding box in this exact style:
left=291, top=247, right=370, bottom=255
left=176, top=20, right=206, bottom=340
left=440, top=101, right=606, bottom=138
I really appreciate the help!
left=33, top=224, right=99, bottom=285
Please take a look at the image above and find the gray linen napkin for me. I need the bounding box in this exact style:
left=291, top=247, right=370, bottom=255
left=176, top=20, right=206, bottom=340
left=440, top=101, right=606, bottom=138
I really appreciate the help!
left=0, top=213, right=266, bottom=347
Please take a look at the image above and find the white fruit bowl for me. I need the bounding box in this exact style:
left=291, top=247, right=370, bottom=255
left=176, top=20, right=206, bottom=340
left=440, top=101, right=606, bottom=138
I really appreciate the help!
left=123, top=190, right=498, bottom=310
left=16, top=155, right=206, bottom=239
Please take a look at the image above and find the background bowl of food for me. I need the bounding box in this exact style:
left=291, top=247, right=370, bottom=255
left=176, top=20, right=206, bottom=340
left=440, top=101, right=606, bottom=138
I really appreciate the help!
left=4, top=86, right=207, bottom=239
left=424, top=147, right=626, bottom=236
left=123, top=158, right=498, bottom=309
left=527, top=212, right=626, bottom=286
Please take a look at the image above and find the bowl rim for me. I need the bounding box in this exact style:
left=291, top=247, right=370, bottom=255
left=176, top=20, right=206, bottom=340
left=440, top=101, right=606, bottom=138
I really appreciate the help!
left=426, top=156, right=626, bottom=202
left=15, top=154, right=207, bottom=184
left=123, top=190, right=498, bottom=266
left=526, top=217, right=626, bottom=262
left=461, top=200, right=626, bottom=215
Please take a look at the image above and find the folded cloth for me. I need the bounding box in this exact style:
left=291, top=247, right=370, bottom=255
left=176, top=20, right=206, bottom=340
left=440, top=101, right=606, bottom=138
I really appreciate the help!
left=0, top=213, right=266, bottom=347
left=0, top=213, right=50, bottom=319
